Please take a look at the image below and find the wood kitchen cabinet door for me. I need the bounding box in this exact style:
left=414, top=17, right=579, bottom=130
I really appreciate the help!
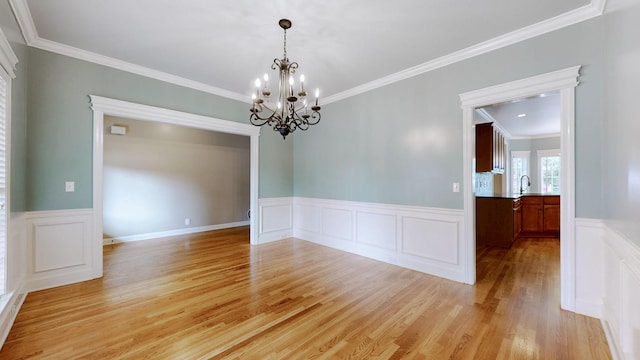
left=521, top=196, right=543, bottom=233
left=543, top=196, right=560, bottom=232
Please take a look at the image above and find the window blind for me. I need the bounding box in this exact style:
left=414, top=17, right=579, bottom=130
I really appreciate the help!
left=0, top=74, right=7, bottom=296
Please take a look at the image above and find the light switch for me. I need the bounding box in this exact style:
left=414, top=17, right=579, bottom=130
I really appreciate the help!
left=65, top=181, right=75, bottom=192
left=453, top=182, right=460, bottom=193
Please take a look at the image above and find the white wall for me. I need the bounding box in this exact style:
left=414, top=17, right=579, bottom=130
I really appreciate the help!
left=103, top=116, right=250, bottom=241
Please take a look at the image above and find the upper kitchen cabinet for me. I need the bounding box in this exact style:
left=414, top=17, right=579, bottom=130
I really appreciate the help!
left=476, top=122, right=505, bottom=174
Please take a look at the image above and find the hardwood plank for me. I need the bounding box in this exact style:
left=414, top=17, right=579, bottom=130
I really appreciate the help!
left=0, top=228, right=611, bottom=359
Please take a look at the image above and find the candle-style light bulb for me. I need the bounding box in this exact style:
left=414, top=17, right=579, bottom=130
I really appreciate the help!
left=289, top=76, right=294, bottom=96
left=263, top=73, right=269, bottom=89
left=300, top=74, right=305, bottom=93
left=315, top=88, right=319, bottom=106
left=277, top=101, right=282, bottom=109
left=255, top=78, right=261, bottom=99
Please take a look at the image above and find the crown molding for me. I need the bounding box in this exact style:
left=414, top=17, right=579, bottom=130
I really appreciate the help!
left=323, top=1, right=606, bottom=104
left=8, top=0, right=605, bottom=104
left=0, top=27, right=19, bottom=78
left=474, top=108, right=514, bottom=139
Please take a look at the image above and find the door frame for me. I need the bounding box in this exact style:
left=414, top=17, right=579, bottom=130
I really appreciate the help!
left=459, top=65, right=581, bottom=311
left=89, top=96, right=261, bottom=278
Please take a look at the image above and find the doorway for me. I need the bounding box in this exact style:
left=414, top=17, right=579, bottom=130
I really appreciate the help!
left=459, top=66, right=580, bottom=311
left=102, top=116, right=251, bottom=243
left=89, top=96, right=261, bottom=279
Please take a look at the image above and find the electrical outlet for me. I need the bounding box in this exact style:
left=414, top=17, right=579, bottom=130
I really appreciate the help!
left=453, top=182, right=460, bottom=192
left=65, top=181, right=75, bottom=192
left=184, top=218, right=191, bottom=226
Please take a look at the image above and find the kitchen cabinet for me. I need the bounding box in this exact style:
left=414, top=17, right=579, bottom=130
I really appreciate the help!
left=513, top=198, right=522, bottom=239
left=521, top=196, right=543, bottom=233
left=476, top=197, right=521, bottom=248
left=475, top=122, right=505, bottom=174
left=543, top=196, right=560, bottom=232
left=520, top=195, right=560, bottom=237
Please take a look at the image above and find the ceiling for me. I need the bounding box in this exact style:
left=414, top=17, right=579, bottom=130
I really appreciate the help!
left=1, top=0, right=603, bottom=104
left=476, top=92, right=561, bottom=139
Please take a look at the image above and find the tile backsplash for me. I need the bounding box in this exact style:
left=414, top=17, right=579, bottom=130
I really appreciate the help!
left=474, top=172, right=494, bottom=196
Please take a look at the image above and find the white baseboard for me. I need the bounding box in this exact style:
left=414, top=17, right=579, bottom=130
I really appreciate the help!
left=0, top=280, right=27, bottom=348
left=103, top=221, right=250, bottom=245
left=602, top=319, right=624, bottom=360
left=600, top=221, right=640, bottom=360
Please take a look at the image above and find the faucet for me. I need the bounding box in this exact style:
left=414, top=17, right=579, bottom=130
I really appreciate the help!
left=520, top=175, right=531, bottom=194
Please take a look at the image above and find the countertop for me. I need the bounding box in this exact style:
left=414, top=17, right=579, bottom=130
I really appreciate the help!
left=475, top=192, right=560, bottom=199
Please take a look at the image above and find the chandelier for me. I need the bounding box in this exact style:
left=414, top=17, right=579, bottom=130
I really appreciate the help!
left=250, top=19, right=321, bottom=139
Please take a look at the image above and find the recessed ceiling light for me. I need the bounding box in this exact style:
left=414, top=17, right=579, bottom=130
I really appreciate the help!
left=517, top=113, right=527, bottom=118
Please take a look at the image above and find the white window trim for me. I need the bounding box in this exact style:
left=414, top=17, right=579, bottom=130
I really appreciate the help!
left=0, top=26, right=16, bottom=298
left=537, top=149, right=561, bottom=193
left=537, top=149, right=561, bottom=157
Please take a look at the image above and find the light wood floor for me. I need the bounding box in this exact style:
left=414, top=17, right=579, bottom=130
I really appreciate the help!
left=1, top=227, right=611, bottom=359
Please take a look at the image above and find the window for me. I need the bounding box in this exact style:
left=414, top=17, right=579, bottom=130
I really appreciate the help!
left=538, top=149, right=560, bottom=194
left=511, top=151, right=530, bottom=193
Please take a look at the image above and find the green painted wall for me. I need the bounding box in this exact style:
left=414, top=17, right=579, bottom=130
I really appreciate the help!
left=9, top=41, right=28, bottom=212
left=26, top=48, right=292, bottom=210
left=602, top=0, right=640, bottom=246
left=294, top=17, right=604, bottom=218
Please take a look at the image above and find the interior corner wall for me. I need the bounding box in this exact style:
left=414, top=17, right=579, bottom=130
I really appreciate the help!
left=602, top=0, right=640, bottom=247
left=103, top=117, right=250, bottom=238
left=294, top=17, right=604, bottom=219
left=25, top=47, right=293, bottom=212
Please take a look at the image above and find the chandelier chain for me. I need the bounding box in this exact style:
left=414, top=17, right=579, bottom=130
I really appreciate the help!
left=283, top=28, right=287, bottom=59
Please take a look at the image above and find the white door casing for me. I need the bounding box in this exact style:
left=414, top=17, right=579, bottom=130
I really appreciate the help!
left=90, top=96, right=261, bottom=278
left=459, top=66, right=580, bottom=311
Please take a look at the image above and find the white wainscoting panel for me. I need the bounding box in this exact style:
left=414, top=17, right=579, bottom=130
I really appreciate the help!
left=402, top=217, right=459, bottom=264
left=356, top=211, right=397, bottom=251
left=258, top=198, right=293, bottom=244
left=293, top=198, right=465, bottom=282
left=26, top=209, right=96, bottom=291
left=574, top=218, right=605, bottom=318
left=600, top=222, right=640, bottom=360
left=34, top=222, right=85, bottom=272
left=322, top=207, right=352, bottom=241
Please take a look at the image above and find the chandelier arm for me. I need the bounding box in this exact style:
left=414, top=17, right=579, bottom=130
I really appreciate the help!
left=307, top=111, right=321, bottom=126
